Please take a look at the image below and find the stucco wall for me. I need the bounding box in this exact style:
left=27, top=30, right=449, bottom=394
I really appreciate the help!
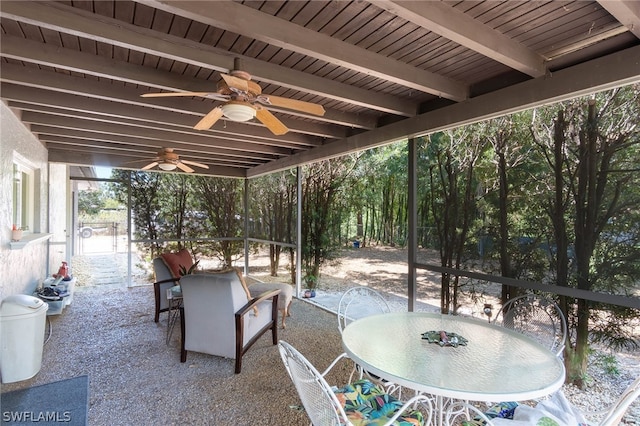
left=0, top=102, right=50, bottom=300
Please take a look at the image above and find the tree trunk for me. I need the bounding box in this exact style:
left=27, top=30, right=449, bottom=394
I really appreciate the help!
left=551, top=110, right=571, bottom=359
left=497, top=150, right=517, bottom=304
left=567, top=100, right=598, bottom=388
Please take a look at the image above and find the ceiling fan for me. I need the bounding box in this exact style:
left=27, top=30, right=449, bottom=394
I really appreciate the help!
left=140, top=58, right=325, bottom=135
left=140, top=148, right=209, bottom=173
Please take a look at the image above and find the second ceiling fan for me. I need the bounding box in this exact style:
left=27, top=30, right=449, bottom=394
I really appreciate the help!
left=141, top=58, right=325, bottom=135
left=140, top=148, right=209, bottom=173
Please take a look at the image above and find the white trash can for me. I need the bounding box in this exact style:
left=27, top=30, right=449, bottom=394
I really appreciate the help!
left=0, top=294, right=48, bottom=383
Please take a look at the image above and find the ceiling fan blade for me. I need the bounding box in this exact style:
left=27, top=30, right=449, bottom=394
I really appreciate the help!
left=194, top=107, right=224, bottom=130
left=181, top=159, right=210, bottom=169
left=140, top=92, right=212, bottom=98
left=255, top=108, right=289, bottom=135
left=259, top=95, right=326, bottom=116
left=141, top=161, right=158, bottom=170
left=220, top=73, right=249, bottom=92
left=176, top=162, right=194, bottom=173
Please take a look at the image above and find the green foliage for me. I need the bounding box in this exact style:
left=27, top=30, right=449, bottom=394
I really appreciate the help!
left=78, top=189, right=106, bottom=217
left=248, top=171, right=297, bottom=277
left=109, top=170, right=243, bottom=263
left=77, top=183, right=125, bottom=223
left=178, top=260, right=200, bottom=276
left=591, top=352, right=620, bottom=377
left=303, top=270, right=318, bottom=289
left=110, top=170, right=164, bottom=257
left=106, top=86, right=639, bottom=371
left=194, top=175, right=244, bottom=267
left=301, top=157, right=358, bottom=280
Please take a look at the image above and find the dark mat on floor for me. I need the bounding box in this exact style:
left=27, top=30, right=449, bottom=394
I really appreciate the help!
left=1, top=375, right=89, bottom=425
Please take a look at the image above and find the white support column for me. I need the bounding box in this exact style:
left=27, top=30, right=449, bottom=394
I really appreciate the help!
left=296, top=166, right=302, bottom=298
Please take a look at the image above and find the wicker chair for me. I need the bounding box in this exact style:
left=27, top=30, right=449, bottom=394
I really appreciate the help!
left=278, top=340, right=433, bottom=426
left=492, top=294, right=567, bottom=357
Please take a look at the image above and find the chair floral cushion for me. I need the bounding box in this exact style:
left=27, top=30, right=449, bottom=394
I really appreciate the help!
left=334, top=379, right=424, bottom=426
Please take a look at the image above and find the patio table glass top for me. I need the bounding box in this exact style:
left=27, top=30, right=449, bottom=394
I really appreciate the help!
left=341, top=311, right=565, bottom=402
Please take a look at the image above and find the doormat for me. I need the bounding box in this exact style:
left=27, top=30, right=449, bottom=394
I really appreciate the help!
left=1, top=375, right=89, bottom=425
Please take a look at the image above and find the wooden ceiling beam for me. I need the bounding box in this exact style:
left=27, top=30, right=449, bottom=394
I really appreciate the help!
left=43, top=139, right=262, bottom=168
left=597, top=0, right=640, bottom=39
left=31, top=128, right=278, bottom=163
left=21, top=112, right=293, bottom=156
left=4, top=90, right=323, bottom=149
left=0, top=35, right=373, bottom=131
left=0, top=0, right=415, bottom=116
left=138, top=0, right=468, bottom=101
left=48, top=149, right=247, bottom=178
left=0, top=63, right=351, bottom=139
left=370, top=1, right=547, bottom=77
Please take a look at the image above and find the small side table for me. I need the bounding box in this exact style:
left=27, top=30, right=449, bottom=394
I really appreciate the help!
left=165, top=286, right=182, bottom=344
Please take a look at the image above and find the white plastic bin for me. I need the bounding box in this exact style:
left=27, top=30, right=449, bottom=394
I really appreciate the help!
left=0, top=294, right=48, bottom=383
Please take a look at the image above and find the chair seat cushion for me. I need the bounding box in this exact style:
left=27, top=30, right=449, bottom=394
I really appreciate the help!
left=170, top=285, right=182, bottom=297
left=334, top=379, right=424, bottom=426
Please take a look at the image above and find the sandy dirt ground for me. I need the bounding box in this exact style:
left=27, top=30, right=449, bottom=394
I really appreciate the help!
left=247, top=245, right=503, bottom=317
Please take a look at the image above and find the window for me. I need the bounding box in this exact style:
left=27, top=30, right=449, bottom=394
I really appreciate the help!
left=12, top=153, right=36, bottom=233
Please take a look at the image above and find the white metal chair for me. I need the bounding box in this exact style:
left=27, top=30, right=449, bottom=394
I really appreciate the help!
left=492, top=294, right=567, bottom=357
left=278, top=340, right=433, bottom=426
left=445, top=401, right=498, bottom=426
left=337, top=286, right=391, bottom=333
left=581, top=375, right=640, bottom=426
left=444, top=375, right=640, bottom=426
left=337, top=287, right=401, bottom=392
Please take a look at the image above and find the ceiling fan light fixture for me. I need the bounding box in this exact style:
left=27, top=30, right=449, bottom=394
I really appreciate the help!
left=158, top=162, right=177, bottom=171
left=221, top=103, right=256, bottom=122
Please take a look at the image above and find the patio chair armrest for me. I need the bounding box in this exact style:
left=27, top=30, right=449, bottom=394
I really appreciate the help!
left=320, top=352, right=351, bottom=377
left=235, top=289, right=280, bottom=317
left=233, top=290, right=280, bottom=374
left=153, top=277, right=182, bottom=322
left=154, top=277, right=180, bottom=286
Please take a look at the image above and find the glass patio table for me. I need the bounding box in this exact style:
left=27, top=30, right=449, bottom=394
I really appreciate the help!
left=341, top=311, right=565, bottom=424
